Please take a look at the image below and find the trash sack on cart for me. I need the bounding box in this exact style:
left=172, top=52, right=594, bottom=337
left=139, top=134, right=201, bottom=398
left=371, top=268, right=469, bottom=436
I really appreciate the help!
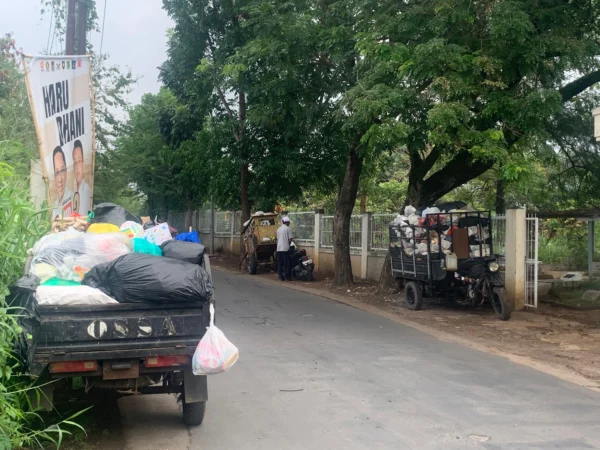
left=161, top=240, right=205, bottom=265
left=132, top=238, right=163, bottom=256
left=175, top=230, right=202, bottom=244
left=91, top=203, right=141, bottom=227
left=192, top=304, right=239, bottom=375
left=83, top=253, right=213, bottom=303
left=30, top=230, right=131, bottom=282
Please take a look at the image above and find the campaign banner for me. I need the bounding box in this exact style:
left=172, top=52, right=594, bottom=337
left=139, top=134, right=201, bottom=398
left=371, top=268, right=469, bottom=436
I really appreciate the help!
left=24, top=55, right=95, bottom=219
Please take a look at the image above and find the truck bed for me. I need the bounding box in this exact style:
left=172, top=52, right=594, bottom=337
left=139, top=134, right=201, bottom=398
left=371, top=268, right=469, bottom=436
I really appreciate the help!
left=30, top=301, right=210, bottom=376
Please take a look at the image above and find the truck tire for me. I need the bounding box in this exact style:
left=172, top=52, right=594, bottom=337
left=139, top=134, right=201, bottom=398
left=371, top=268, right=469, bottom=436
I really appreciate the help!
left=404, top=281, right=423, bottom=311
left=183, top=400, right=206, bottom=426
left=491, top=287, right=511, bottom=321
left=247, top=254, right=258, bottom=275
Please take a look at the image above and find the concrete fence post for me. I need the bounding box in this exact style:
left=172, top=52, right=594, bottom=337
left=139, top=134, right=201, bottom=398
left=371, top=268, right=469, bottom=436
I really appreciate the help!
left=230, top=211, right=235, bottom=254
left=314, top=209, right=323, bottom=274
left=361, top=212, right=372, bottom=280
left=505, top=208, right=526, bottom=310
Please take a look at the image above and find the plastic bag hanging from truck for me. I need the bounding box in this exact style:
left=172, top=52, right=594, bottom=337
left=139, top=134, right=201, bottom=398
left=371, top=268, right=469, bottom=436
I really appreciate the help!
left=83, top=253, right=213, bottom=303
left=192, top=304, right=239, bottom=375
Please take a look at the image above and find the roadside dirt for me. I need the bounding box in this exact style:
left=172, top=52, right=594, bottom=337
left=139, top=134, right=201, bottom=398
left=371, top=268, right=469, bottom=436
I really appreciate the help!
left=212, top=253, right=600, bottom=387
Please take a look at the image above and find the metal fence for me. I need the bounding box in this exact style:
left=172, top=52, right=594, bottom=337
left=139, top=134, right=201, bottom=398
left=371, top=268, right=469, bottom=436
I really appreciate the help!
left=525, top=216, right=539, bottom=309
left=169, top=212, right=186, bottom=231
left=321, top=215, right=362, bottom=249
left=198, top=210, right=211, bottom=232
left=321, top=216, right=334, bottom=248
left=370, top=214, right=395, bottom=251
left=215, top=211, right=232, bottom=235
left=288, top=211, right=315, bottom=242
left=492, top=215, right=506, bottom=257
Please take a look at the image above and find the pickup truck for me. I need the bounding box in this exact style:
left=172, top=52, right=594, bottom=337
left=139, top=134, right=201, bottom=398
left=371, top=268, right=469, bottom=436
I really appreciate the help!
left=23, top=254, right=213, bottom=426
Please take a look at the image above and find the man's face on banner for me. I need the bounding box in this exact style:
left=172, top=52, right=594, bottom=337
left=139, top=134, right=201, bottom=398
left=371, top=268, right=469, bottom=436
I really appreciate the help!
left=73, top=145, right=84, bottom=186
left=53, top=151, right=67, bottom=201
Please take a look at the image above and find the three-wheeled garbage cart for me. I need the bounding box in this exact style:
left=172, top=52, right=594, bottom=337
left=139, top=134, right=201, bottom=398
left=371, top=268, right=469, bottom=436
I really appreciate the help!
left=389, top=210, right=511, bottom=320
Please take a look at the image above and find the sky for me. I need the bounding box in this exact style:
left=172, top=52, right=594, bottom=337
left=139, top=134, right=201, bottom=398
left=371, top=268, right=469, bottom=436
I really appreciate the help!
left=0, top=0, right=173, bottom=106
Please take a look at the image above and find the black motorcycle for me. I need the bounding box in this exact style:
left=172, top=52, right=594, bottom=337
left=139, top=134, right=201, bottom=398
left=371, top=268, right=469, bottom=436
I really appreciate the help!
left=289, top=246, right=315, bottom=282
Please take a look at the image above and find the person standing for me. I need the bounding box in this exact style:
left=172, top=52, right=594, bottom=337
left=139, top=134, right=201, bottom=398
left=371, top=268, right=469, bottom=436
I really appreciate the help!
left=276, top=216, right=295, bottom=281
left=72, top=140, right=91, bottom=215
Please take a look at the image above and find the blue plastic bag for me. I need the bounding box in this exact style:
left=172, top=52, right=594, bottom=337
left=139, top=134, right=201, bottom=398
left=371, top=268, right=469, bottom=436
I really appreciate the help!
left=175, top=230, right=201, bottom=244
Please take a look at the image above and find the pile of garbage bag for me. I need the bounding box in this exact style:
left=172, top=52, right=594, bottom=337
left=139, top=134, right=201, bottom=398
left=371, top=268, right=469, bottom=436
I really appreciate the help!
left=83, top=254, right=213, bottom=304
left=13, top=203, right=210, bottom=307
left=389, top=202, right=491, bottom=259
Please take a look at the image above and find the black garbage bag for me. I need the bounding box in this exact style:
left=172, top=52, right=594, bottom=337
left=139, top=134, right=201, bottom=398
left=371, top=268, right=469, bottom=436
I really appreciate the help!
left=161, top=240, right=205, bottom=266
left=143, top=220, right=157, bottom=230
left=91, top=203, right=141, bottom=227
left=83, top=254, right=213, bottom=303
left=6, top=274, right=41, bottom=368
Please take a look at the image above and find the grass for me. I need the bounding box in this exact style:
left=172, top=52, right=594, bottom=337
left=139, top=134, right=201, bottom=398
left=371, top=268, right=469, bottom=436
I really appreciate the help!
left=550, top=280, right=600, bottom=307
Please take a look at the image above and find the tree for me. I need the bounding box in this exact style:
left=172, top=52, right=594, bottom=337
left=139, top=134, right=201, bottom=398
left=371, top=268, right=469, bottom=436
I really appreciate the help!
left=349, top=0, right=600, bottom=208
left=161, top=0, right=255, bottom=225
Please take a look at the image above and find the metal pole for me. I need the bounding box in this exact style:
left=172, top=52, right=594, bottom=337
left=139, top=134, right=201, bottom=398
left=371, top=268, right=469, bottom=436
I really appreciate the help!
left=589, top=220, right=595, bottom=280
left=66, top=0, right=76, bottom=55
left=210, top=195, right=215, bottom=254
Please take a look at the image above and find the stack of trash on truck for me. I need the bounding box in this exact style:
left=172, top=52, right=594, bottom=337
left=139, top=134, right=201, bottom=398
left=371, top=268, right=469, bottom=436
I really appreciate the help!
left=23, top=203, right=212, bottom=307
left=389, top=201, right=491, bottom=259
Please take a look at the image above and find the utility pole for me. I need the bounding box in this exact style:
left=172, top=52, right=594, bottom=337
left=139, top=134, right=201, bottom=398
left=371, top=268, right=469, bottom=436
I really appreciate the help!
left=65, top=0, right=88, bottom=55
left=65, top=0, right=76, bottom=55
left=76, top=0, right=88, bottom=54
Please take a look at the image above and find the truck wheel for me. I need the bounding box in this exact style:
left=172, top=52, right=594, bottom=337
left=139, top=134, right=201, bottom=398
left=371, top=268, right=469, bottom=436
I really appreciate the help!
left=183, top=400, right=206, bottom=426
left=404, top=281, right=423, bottom=311
left=247, top=254, right=258, bottom=275
left=491, top=287, right=511, bottom=321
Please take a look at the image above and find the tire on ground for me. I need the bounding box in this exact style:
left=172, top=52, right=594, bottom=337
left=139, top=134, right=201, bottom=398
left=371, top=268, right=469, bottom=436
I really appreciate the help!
left=183, top=400, right=206, bottom=426
left=404, top=281, right=423, bottom=311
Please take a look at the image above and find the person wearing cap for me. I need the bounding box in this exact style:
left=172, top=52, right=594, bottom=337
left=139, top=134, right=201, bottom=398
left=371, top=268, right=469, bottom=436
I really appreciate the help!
left=277, top=216, right=295, bottom=281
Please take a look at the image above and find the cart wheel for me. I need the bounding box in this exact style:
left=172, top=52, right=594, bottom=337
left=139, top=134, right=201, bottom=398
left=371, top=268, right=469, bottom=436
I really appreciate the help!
left=182, top=400, right=206, bottom=426
left=491, top=287, right=511, bottom=321
left=404, top=281, right=423, bottom=311
left=247, top=254, right=258, bottom=275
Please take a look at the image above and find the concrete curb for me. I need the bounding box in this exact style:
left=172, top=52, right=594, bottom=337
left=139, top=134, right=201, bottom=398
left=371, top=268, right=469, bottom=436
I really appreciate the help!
left=213, top=264, right=600, bottom=392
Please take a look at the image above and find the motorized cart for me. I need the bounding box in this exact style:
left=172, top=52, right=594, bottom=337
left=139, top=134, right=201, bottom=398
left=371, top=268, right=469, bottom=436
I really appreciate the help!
left=389, top=210, right=511, bottom=320
left=240, top=213, right=279, bottom=275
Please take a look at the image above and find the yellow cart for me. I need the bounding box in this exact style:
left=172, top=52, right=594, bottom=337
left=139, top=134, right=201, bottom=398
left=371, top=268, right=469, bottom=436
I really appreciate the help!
left=240, top=213, right=280, bottom=275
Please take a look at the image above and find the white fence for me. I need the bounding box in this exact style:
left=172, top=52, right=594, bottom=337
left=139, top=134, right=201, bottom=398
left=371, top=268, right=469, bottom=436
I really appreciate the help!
left=168, top=208, right=538, bottom=310
left=320, top=215, right=362, bottom=250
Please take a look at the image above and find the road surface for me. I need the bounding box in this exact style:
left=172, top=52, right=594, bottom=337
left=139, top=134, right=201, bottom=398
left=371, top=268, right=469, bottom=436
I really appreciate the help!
left=118, top=268, right=600, bottom=450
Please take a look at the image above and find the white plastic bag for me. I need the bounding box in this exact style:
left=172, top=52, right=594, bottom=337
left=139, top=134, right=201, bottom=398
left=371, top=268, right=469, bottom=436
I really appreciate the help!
left=35, top=285, right=119, bottom=306
left=31, top=231, right=131, bottom=282
left=192, top=304, right=239, bottom=375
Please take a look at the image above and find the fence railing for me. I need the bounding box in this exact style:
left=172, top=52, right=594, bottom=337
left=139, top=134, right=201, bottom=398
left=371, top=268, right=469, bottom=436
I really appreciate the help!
left=370, top=213, right=395, bottom=251
left=288, top=211, right=315, bottom=242
left=215, top=211, right=233, bottom=235
left=320, top=215, right=363, bottom=250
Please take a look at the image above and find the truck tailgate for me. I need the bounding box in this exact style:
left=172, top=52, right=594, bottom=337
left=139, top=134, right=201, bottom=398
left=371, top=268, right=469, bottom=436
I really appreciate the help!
left=31, top=302, right=209, bottom=375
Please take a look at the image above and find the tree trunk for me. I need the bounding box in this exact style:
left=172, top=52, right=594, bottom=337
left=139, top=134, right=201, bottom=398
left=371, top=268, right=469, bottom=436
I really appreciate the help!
left=360, top=192, right=367, bottom=213
left=495, top=177, right=506, bottom=214
left=332, top=147, right=363, bottom=287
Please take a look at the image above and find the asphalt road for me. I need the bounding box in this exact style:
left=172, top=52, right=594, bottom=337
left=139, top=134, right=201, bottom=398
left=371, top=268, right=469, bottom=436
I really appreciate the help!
left=119, top=268, right=600, bottom=450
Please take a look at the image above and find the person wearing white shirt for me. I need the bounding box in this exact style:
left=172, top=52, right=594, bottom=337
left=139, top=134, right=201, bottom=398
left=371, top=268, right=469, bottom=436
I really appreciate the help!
left=276, top=216, right=295, bottom=281
left=72, top=140, right=91, bottom=216
left=51, top=146, right=74, bottom=219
